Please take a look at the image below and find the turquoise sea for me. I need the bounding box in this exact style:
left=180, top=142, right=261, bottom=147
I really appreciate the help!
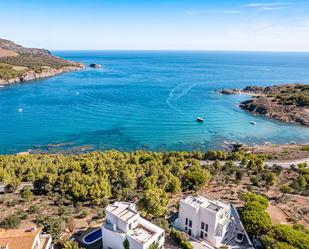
left=0, top=51, right=309, bottom=154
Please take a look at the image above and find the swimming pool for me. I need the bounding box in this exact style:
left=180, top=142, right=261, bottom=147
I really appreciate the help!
left=83, top=228, right=102, bottom=244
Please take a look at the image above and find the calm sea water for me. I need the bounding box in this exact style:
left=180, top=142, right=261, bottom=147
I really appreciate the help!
left=1, top=51, right=309, bottom=154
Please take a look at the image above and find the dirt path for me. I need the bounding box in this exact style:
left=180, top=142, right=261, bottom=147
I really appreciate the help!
left=267, top=205, right=288, bottom=225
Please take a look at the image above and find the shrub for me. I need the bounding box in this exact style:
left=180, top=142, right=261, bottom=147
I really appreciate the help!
left=0, top=214, right=21, bottom=228
left=280, top=185, right=293, bottom=194
left=28, top=204, right=41, bottom=214
left=241, top=207, right=271, bottom=234
left=38, top=216, right=65, bottom=241
left=21, top=186, right=33, bottom=201
left=138, top=188, right=168, bottom=218
left=239, top=192, right=269, bottom=209
left=77, top=210, right=88, bottom=219
left=170, top=228, right=193, bottom=249
left=270, top=224, right=309, bottom=249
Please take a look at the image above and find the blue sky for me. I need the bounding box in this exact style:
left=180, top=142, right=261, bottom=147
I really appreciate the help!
left=1, top=0, right=309, bottom=51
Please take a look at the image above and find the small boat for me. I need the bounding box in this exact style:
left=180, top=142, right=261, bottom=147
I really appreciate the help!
left=18, top=108, right=23, bottom=112
left=250, top=121, right=256, bottom=125
left=196, top=117, right=204, bottom=122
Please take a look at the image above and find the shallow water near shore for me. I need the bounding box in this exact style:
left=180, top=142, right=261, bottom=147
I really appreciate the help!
left=0, top=51, right=309, bottom=154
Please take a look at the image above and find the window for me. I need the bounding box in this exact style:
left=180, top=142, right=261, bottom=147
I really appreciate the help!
left=201, top=222, right=204, bottom=230
left=189, top=220, right=192, bottom=228
left=129, top=223, right=132, bottom=229
left=204, top=232, right=208, bottom=238
left=158, top=232, right=164, bottom=241
left=205, top=224, right=208, bottom=232
left=185, top=218, right=188, bottom=226
left=200, top=231, right=204, bottom=239
left=185, top=227, right=188, bottom=231
left=188, top=229, right=192, bottom=236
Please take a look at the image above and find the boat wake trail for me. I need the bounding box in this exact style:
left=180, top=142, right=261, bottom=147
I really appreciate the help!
left=166, top=83, right=197, bottom=114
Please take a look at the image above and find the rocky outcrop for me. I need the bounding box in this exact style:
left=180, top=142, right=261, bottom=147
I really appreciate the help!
left=237, top=84, right=309, bottom=127
left=220, top=88, right=238, bottom=94
left=89, top=63, right=101, bottom=68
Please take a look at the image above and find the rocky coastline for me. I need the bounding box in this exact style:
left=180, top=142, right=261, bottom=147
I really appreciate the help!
left=0, top=38, right=85, bottom=86
left=220, top=84, right=309, bottom=127
left=0, top=64, right=84, bottom=86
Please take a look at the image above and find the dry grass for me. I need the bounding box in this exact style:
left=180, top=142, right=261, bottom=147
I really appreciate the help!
left=0, top=48, right=18, bottom=57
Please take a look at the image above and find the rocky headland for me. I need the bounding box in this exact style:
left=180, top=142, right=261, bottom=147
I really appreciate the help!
left=221, top=84, right=309, bottom=127
left=0, top=38, right=84, bottom=85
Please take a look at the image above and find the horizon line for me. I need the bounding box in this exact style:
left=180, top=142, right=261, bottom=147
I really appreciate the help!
left=51, top=49, right=309, bottom=53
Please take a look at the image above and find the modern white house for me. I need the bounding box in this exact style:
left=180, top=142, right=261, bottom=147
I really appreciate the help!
left=101, top=202, right=165, bottom=249
left=173, top=196, right=253, bottom=249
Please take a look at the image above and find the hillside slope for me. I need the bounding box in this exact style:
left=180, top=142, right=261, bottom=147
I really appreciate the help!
left=0, top=39, right=84, bottom=85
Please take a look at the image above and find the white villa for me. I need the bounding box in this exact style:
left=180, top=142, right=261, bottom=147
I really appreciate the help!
left=173, top=196, right=253, bottom=249
left=101, top=202, right=165, bottom=249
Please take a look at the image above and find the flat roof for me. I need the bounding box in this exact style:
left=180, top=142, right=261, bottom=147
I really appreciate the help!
left=182, top=196, right=228, bottom=213
left=128, top=217, right=164, bottom=245
left=0, top=227, right=42, bottom=249
left=128, top=224, right=153, bottom=244
left=106, top=202, right=139, bottom=222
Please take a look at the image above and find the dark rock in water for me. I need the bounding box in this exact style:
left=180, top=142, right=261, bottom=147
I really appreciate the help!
left=221, top=89, right=236, bottom=95
left=89, top=63, right=102, bottom=68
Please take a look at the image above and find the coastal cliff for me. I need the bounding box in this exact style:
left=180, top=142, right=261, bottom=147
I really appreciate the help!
left=0, top=39, right=84, bottom=85
left=221, top=84, right=309, bottom=127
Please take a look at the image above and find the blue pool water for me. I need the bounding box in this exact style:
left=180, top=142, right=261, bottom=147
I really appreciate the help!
left=0, top=51, right=309, bottom=154
left=83, top=228, right=102, bottom=244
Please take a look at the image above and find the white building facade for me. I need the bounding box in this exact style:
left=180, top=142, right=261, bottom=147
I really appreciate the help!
left=102, top=202, right=165, bottom=249
left=174, top=196, right=231, bottom=248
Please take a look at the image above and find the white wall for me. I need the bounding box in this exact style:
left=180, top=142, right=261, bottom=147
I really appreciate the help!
left=178, top=200, right=230, bottom=248
left=102, top=226, right=126, bottom=249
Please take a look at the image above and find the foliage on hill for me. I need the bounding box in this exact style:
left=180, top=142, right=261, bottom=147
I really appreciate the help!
left=265, top=84, right=309, bottom=107
left=240, top=193, right=309, bottom=249
left=0, top=53, right=76, bottom=72
left=280, top=163, right=309, bottom=196
left=170, top=228, right=193, bottom=249
left=0, top=151, right=212, bottom=209
left=0, top=63, right=26, bottom=80
left=240, top=193, right=271, bottom=235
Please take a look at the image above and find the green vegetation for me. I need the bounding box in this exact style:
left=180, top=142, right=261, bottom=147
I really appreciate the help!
left=240, top=193, right=271, bottom=234
left=265, top=84, right=309, bottom=107
left=0, top=63, right=26, bottom=80
left=21, top=186, right=33, bottom=201
left=0, top=151, right=213, bottom=206
left=58, top=239, right=81, bottom=249
left=123, top=238, right=130, bottom=249
left=0, top=53, right=75, bottom=71
left=0, top=214, right=21, bottom=229
left=138, top=188, right=169, bottom=218
left=0, top=53, right=78, bottom=80
left=240, top=193, right=309, bottom=249
left=280, top=163, right=309, bottom=196
left=1, top=150, right=307, bottom=247
left=170, top=228, right=193, bottom=249
left=37, top=216, right=65, bottom=241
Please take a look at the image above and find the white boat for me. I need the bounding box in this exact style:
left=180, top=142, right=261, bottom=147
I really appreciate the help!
left=250, top=121, right=256, bottom=125
left=18, top=108, right=23, bottom=112
left=196, top=117, right=204, bottom=122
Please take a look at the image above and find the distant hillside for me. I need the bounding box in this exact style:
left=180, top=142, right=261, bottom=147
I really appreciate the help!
left=0, top=38, right=51, bottom=57
left=0, top=39, right=84, bottom=85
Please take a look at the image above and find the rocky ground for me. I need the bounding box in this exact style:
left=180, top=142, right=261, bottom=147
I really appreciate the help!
left=220, top=84, right=309, bottom=127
